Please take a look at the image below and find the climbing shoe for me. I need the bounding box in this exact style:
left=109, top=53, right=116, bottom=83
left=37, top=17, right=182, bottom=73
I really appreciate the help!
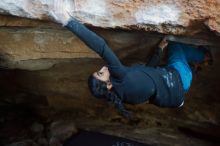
left=190, top=46, right=213, bottom=74
left=198, top=46, right=214, bottom=66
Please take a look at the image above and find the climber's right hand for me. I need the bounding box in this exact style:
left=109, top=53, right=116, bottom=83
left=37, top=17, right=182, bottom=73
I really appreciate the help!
left=49, top=0, right=75, bottom=25
left=158, top=37, right=168, bottom=51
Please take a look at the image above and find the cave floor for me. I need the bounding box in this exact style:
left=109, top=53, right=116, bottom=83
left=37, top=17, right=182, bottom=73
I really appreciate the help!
left=0, top=81, right=220, bottom=146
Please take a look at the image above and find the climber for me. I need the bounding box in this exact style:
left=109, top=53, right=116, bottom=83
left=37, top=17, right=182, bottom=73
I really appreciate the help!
left=50, top=1, right=213, bottom=118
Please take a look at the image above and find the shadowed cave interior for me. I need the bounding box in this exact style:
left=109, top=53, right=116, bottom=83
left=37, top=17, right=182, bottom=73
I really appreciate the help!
left=0, top=15, right=220, bottom=146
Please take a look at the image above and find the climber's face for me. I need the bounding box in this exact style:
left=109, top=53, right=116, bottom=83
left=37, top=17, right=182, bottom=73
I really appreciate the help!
left=93, top=66, right=112, bottom=89
left=93, top=66, right=110, bottom=82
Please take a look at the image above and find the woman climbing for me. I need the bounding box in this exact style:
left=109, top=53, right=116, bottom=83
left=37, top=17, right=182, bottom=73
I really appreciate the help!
left=50, top=0, right=212, bottom=118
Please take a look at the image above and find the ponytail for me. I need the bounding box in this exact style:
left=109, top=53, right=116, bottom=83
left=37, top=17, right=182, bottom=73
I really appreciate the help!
left=88, top=75, right=131, bottom=118
left=105, top=89, right=131, bottom=118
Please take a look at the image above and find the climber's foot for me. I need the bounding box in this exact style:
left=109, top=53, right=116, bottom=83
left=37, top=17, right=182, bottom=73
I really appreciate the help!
left=198, top=46, right=213, bottom=66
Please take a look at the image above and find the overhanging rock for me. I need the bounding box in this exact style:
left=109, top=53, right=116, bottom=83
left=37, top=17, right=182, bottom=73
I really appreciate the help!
left=0, top=0, right=219, bottom=35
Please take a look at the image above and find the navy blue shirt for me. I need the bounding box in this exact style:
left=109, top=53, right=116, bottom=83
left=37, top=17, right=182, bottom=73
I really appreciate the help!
left=66, top=19, right=184, bottom=107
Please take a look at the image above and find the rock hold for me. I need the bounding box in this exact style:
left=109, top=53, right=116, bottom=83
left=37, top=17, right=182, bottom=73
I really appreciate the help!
left=48, top=120, right=78, bottom=143
left=0, top=0, right=219, bottom=35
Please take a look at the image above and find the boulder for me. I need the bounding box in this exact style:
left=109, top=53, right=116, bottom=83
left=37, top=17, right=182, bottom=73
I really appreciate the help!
left=48, top=120, right=78, bottom=146
left=0, top=15, right=219, bottom=70
left=0, top=0, right=219, bottom=35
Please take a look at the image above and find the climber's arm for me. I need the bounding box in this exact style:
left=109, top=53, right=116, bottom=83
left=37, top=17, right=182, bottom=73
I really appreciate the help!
left=49, top=0, right=126, bottom=78
left=147, top=38, right=168, bottom=67
left=65, top=19, right=126, bottom=78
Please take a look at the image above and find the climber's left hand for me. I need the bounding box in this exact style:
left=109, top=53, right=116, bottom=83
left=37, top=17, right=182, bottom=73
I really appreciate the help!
left=50, top=0, right=75, bottom=25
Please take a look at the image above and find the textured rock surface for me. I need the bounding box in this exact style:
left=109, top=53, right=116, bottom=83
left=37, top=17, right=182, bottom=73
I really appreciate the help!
left=0, top=15, right=219, bottom=70
left=0, top=0, right=220, bottom=35
left=0, top=15, right=163, bottom=70
left=0, top=25, right=98, bottom=70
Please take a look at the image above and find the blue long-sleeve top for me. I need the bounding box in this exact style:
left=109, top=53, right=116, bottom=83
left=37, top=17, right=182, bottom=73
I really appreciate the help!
left=66, top=19, right=184, bottom=107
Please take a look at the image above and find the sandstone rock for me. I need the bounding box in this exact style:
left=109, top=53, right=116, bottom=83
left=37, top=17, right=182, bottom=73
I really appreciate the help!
left=31, top=122, right=44, bottom=133
left=0, top=0, right=219, bottom=35
left=37, top=138, right=48, bottom=146
left=48, top=120, right=77, bottom=142
left=4, top=140, right=38, bottom=146
left=0, top=15, right=55, bottom=28
left=49, top=137, right=62, bottom=146
left=0, top=20, right=155, bottom=70
left=0, top=19, right=219, bottom=70
left=0, top=0, right=219, bottom=71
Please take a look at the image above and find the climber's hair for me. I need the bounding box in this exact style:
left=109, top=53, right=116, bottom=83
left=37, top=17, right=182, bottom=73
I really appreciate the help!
left=88, top=75, right=108, bottom=98
left=88, top=75, right=130, bottom=117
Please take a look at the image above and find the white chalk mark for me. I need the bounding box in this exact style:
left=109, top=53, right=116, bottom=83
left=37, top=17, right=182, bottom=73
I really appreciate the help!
left=78, top=0, right=107, bottom=16
left=135, top=4, right=180, bottom=25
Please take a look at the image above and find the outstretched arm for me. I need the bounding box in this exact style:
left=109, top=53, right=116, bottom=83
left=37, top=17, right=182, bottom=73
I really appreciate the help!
left=147, top=38, right=168, bottom=67
left=49, top=0, right=126, bottom=79
left=65, top=19, right=126, bottom=78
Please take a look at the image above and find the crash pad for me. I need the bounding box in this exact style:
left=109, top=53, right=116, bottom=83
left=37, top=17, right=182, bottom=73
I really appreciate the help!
left=64, top=130, right=153, bottom=146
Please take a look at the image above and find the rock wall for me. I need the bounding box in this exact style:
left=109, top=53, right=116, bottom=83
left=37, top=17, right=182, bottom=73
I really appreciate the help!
left=0, top=0, right=220, bottom=70
left=0, top=0, right=220, bottom=35
left=0, top=15, right=219, bottom=70
left=0, top=15, right=157, bottom=70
